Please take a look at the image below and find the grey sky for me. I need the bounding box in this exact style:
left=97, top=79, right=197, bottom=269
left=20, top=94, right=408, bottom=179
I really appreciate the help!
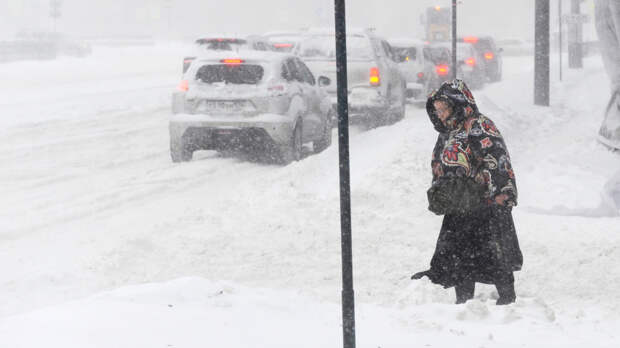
left=0, top=0, right=595, bottom=41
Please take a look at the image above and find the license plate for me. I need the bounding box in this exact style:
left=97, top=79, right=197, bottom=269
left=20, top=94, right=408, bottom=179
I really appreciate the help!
left=198, top=100, right=244, bottom=113
left=215, top=129, right=234, bottom=135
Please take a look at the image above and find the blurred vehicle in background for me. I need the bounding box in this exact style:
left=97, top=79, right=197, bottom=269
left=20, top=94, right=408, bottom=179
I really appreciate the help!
left=1, top=32, right=91, bottom=62
left=432, top=42, right=486, bottom=89
left=263, top=31, right=305, bottom=52
left=0, top=39, right=56, bottom=62
left=423, top=5, right=451, bottom=42
left=388, top=37, right=435, bottom=103
left=460, top=36, right=503, bottom=82
left=294, top=27, right=406, bottom=126
left=496, top=38, right=534, bottom=56
left=54, top=38, right=92, bottom=57
left=182, top=36, right=273, bottom=73
left=423, top=43, right=453, bottom=91
left=170, top=51, right=334, bottom=164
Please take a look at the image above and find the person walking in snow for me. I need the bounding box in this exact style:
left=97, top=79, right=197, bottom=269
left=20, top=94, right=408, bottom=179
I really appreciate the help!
left=596, top=0, right=620, bottom=148
left=411, top=79, right=523, bottom=305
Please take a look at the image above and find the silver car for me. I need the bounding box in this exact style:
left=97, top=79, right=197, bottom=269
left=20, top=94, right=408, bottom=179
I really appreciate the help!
left=294, top=28, right=407, bottom=126
left=170, top=51, right=334, bottom=164
left=388, top=37, right=435, bottom=102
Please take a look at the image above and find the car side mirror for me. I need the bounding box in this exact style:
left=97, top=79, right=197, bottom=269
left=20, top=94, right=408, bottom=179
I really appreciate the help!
left=318, top=76, right=331, bottom=87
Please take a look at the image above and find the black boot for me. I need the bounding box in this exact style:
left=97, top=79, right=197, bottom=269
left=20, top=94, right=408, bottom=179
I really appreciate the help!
left=455, top=281, right=475, bottom=304
left=411, top=271, right=429, bottom=280
left=496, top=282, right=516, bottom=305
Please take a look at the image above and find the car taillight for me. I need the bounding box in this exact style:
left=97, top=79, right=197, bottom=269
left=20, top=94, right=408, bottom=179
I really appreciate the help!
left=370, top=67, right=380, bottom=86
left=220, top=59, right=244, bottom=65
left=484, top=52, right=494, bottom=60
left=273, top=43, right=292, bottom=49
left=177, top=80, right=189, bottom=92
left=417, top=72, right=425, bottom=79
left=465, top=58, right=476, bottom=66
left=436, top=64, right=449, bottom=76
left=463, top=36, right=478, bottom=43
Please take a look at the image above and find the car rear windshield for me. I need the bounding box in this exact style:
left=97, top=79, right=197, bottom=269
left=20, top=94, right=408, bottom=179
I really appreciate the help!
left=196, top=39, right=252, bottom=51
left=195, top=64, right=264, bottom=85
left=392, top=46, right=417, bottom=62
left=473, top=39, right=494, bottom=52
left=424, top=46, right=450, bottom=63
left=297, top=35, right=373, bottom=60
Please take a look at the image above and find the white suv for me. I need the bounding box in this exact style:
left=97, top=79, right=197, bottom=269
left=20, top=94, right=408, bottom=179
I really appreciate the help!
left=388, top=37, right=435, bottom=102
left=170, top=51, right=334, bottom=164
left=294, top=28, right=407, bottom=126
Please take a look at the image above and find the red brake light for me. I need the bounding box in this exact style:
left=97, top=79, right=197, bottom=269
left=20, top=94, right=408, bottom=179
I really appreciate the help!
left=273, top=43, right=293, bottom=48
left=465, top=57, right=476, bottom=66
left=463, top=36, right=479, bottom=44
left=436, top=64, right=449, bottom=76
left=417, top=72, right=425, bottom=79
left=220, top=59, right=244, bottom=65
left=369, top=67, right=380, bottom=86
left=177, top=80, right=189, bottom=92
left=484, top=52, right=494, bottom=60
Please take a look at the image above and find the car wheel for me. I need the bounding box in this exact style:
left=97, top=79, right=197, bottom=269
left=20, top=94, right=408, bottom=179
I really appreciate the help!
left=279, top=122, right=303, bottom=164
left=313, top=112, right=333, bottom=153
left=170, top=137, right=192, bottom=163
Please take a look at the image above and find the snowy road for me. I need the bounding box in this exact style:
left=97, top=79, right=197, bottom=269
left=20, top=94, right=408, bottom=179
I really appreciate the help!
left=1, top=45, right=619, bottom=347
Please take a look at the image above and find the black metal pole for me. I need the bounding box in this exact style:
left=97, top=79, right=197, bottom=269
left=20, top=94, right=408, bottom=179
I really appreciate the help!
left=333, top=1, right=355, bottom=348
left=559, top=0, right=563, bottom=81
left=451, top=0, right=457, bottom=80
left=535, top=0, right=550, bottom=106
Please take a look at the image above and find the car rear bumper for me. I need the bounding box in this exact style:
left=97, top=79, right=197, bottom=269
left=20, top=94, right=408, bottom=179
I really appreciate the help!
left=169, top=113, right=294, bottom=148
left=328, top=86, right=389, bottom=117
left=406, top=82, right=427, bottom=101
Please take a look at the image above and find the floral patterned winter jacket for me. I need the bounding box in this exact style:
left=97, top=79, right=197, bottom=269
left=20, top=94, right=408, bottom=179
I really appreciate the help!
left=427, top=80, right=518, bottom=207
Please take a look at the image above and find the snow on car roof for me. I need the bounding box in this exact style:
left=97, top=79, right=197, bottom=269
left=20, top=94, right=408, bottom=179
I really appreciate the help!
left=388, top=37, right=427, bottom=47
left=300, top=27, right=374, bottom=37
left=262, top=31, right=304, bottom=37
left=192, top=49, right=289, bottom=62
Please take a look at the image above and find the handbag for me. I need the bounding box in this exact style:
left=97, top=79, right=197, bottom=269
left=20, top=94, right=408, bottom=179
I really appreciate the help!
left=427, top=176, right=486, bottom=215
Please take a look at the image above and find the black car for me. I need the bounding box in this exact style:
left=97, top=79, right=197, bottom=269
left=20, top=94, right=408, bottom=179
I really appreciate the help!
left=460, top=36, right=503, bottom=82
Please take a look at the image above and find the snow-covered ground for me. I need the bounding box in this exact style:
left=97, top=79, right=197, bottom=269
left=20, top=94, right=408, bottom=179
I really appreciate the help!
left=1, top=44, right=619, bottom=347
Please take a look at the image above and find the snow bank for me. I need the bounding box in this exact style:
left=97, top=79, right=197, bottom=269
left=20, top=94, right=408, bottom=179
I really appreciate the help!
left=1, top=46, right=619, bottom=347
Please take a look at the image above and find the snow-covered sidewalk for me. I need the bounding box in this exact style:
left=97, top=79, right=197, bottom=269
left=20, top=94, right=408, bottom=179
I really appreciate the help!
left=1, top=47, right=619, bottom=347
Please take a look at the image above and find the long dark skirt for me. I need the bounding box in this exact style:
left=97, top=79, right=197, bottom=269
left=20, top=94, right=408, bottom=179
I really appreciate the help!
left=424, top=206, right=523, bottom=288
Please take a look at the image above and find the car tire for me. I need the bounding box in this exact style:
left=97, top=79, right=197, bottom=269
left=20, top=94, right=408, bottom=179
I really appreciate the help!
left=170, top=137, right=192, bottom=163
left=279, top=122, right=303, bottom=165
left=313, top=112, right=333, bottom=153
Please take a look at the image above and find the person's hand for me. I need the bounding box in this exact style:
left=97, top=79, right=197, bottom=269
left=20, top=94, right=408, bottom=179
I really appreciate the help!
left=495, top=193, right=509, bottom=205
